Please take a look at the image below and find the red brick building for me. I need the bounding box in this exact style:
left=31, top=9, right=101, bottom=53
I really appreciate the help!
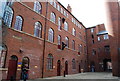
left=86, top=24, right=111, bottom=72
left=1, top=0, right=87, bottom=80
left=105, top=0, right=120, bottom=77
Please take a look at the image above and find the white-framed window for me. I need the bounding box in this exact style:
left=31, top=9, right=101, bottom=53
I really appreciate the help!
left=72, top=28, right=76, bottom=36
left=3, top=6, right=13, bottom=27
left=47, top=54, right=53, bottom=70
left=91, top=28, right=94, bottom=33
left=50, top=12, right=56, bottom=23
left=48, top=28, right=54, bottom=42
left=34, top=1, right=42, bottom=14
left=58, top=17, right=61, bottom=30
left=34, top=22, right=42, bottom=38
left=64, top=22, right=68, bottom=31
left=98, top=36, right=100, bottom=41
left=104, top=34, right=109, bottom=40
left=14, top=16, right=23, bottom=31
left=65, top=37, right=69, bottom=48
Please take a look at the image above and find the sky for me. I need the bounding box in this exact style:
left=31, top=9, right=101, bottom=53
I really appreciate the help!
left=58, top=0, right=107, bottom=27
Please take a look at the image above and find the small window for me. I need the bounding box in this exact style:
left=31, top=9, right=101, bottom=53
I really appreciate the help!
left=91, top=34, right=94, bottom=38
left=92, top=49, right=96, bottom=55
left=61, top=8, right=63, bottom=14
left=65, top=37, right=69, bottom=48
left=64, top=22, right=68, bottom=31
left=57, top=5, right=60, bottom=11
left=104, top=45, right=110, bottom=53
left=53, top=2, right=56, bottom=8
left=92, top=40, right=94, bottom=44
left=48, top=28, right=54, bottom=42
left=78, top=44, right=82, bottom=53
left=58, top=35, right=61, bottom=49
left=3, top=6, right=13, bottom=27
left=34, top=1, right=42, bottom=14
left=79, top=32, right=82, bottom=39
left=72, top=28, right=76, bottom=36
left=104, top=34, right=109, bottom=40
left=47, top=54, right=53, bottom=70
left=50, top=12, right=56, bottom=23
left=91, top=28, right=94, bottom=33
left=34, top=22, right=42, bottom=38
left=14, top=16, right=23, bottom=31
left=72, top=40, right=75, bottom=50
left=58, top=17, right=61, bottom=30
left=72, top=59, right=76, bottom=69
left=98, top=37, right=100, bottom=41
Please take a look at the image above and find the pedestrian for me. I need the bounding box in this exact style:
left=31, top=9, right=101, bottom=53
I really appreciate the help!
left=23, top=68, right=27, bottom=81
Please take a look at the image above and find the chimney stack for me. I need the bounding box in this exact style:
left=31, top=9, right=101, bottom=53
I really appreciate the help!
left=67, top=4, right=72, bottom=13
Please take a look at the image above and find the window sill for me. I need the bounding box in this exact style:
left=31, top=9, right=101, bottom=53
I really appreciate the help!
left=0, top=68, right=8, bottom=71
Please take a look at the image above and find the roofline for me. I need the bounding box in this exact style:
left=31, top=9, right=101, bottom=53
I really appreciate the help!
left=57, top=1, right=86, bottom=28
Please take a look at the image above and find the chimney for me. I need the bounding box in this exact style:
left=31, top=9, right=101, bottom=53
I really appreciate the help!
left=67, top=4, right=72, bottom=13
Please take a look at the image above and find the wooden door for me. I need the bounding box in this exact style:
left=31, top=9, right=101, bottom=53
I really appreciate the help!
left=65, top=61, right=68, bottom=75
left=57, top=60, right=61, bottom=76
left=7, top=60, right=18, bottom=80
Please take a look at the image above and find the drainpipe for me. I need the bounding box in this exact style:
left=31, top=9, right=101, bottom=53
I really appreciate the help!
left=41, top=2, right=48, bottom=78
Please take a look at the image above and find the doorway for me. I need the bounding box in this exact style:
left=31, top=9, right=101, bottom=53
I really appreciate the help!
left=79, top=63, right=81, bottom=73
left=7, top=55, right=18, bottom=80
left=65, top=61, right=68, bottom=75
left=57, top=60, right=61, bottom=76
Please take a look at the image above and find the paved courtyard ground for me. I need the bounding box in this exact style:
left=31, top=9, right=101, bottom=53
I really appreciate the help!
left=27, top=72, right=120, bottom=81
left=44, top=72, right=119, bottom=79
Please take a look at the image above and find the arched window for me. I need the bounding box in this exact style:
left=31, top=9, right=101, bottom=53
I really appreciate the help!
left=34, top=22, right=42, bottom=38
left=58, top=17, right=61, bottom=30
left=48, top=28, right=54, bottom=42
left=58, top=35, right=61, bottom=49
left=3, top=6, right=13, bottom=27
left=50, top=12, right=56, bottom=23
left=65, top=37, right=69, bottom=48
left=14, top=16, right=23, bottom=31
left=34, top=1, right=42, bottom=14
left=0, top=44, right=7, bottom=68
left=72, top=28, right=76, bottom=36
left=72, top=59, right=76, bottom=69
left=47, top=54, right=53, bottom=69
left=64, top=22, right=68, bottom=31
left=72, top=40, right=75, bottom=50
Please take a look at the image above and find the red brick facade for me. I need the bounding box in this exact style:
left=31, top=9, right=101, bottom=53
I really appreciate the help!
left=1, top=1, right=87, bottom=80
left=86, top=24, right=111, bottom=72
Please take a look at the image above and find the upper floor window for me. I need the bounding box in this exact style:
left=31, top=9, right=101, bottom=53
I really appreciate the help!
left=57, top=5, right=60, bottom=11
left=14, top=16, right=23, bottom=31
left=80, top=44, right=82, bottom=53
left=61, top=8, right=63, bottom=14
left=47, top=54, right=53, bottom=70
left=34, top=1, right=42, bottom=14
left=91, top=28, right=94, bottom=33
left=48, top=28, right=54, bottom=42
left=72, top=28, right=76, bottom=36
left=64, top=22, right=68, bottom=31
left=3, top=6, right=13, bottom=27
left=84, top=46, right=86, bottom=54
left=50, top=12, right=56, bottom=23
left=72, top=40, right=75, bottom=50
left=7, top=0, right=14, bottom=6
left=34, top=22, right=42, bottom=38
left=72, top=59, right=76, bottom=69
left=98, top=36, right=100, bottom=41
left=79, top=32, right=82, bottom=39
left=53, top=2, right=56, bottom=8
left=58, top=35, right=61, bottom=49
left=58, top=17, right=61, bottom=30
left=65, top=37, right=69, bottom=48
left=104, top=34, right=109, bottom=40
